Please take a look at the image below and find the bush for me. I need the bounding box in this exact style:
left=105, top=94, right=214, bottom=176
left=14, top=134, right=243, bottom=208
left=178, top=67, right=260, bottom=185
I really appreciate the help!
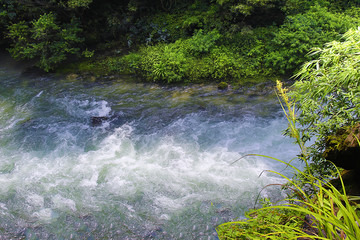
left=137, top=42, right=191, bottom=83
left=280, top=0, right=329, bottom=14
left=265, top=5, right=359, bottom=74
left=7, top=13, right=84, bottom=72
left=209, top=46, right=240, bottom=79
left=289, top=27, right=360, bottom=175
left=126, top=42, right=263, bottom=83
left=185, top=29, right=221, bottom=56
left=111, top=28, right=270, bottom=83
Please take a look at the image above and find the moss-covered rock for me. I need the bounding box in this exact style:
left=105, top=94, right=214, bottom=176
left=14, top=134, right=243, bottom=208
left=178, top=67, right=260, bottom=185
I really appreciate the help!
left=217, top=81, right=228, bottom=90
left=323, top=123, right=360, bottom=170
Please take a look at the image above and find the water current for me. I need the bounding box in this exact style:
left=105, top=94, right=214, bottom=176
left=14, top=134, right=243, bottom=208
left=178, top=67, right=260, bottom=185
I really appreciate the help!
left=0, top=61, right=301, bottom=239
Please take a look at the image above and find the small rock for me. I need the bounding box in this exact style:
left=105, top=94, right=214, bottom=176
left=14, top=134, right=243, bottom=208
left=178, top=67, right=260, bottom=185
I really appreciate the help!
left=91, top=116, right=110, bottom=126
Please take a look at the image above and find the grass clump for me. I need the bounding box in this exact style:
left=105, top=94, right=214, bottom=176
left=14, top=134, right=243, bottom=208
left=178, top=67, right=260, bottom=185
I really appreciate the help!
left=217, top=164, right=360, bottom=239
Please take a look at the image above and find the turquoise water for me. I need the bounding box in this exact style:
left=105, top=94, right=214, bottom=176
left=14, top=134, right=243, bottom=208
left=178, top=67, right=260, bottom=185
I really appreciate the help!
left=0, top=64, right=300, bottom=239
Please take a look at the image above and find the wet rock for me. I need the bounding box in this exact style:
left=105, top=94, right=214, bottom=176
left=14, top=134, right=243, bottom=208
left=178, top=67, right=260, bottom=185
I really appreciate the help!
left=90, top=115, right=126, bottom=127
left=90, top=116, right=110, bottom=126
left=324, top=123, right=360, bottom=196
left=323, top=123, right=360, bottom=170
left=299, top=214, right=320, bottom=239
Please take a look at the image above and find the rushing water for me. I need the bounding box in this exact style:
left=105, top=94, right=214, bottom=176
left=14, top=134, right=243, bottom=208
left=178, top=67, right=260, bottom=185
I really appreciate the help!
left=0, top=63, right=300, bottom=239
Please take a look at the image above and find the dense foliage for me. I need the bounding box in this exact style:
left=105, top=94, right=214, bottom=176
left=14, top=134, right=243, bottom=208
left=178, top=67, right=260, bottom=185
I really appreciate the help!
left=290, top=27, right=360, bottom=176
left=217, top=66, right=360, bottom=239
left=7, top=13, right=84, bottom=71
left=265, top=4, right=359, bottom=73
left=1, top=0, right=360, bottom=79
left=217, top=27, right=360, bottom=240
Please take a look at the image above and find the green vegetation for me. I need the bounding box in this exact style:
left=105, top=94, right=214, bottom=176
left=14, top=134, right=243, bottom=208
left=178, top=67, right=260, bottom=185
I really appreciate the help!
left=1, top=0, right=360, bottom=84
left=290, top=28, right=360, bottom=176
left=2, top=1, right=360, bottom=238
left=217, top=28, right=360, bottom=239
left=103, top=2, right=360, bottom=83
left=7, top=13, right=84, bottom=71
left=217, top=156, right=360, bottom=239
left=265, top=4, right=359, bottom=74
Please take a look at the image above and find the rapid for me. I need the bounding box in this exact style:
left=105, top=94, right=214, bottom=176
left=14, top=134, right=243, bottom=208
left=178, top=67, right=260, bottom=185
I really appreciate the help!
left=0, top=61, right=300, bottom=239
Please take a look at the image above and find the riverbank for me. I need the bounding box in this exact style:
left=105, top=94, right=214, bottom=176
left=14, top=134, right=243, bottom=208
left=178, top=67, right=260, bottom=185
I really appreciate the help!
left=2, top=1, right=360, bottom=86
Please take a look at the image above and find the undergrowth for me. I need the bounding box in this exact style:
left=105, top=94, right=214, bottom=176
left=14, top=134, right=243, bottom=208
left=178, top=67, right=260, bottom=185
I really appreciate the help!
left=216, top=81, right=360, bottom=239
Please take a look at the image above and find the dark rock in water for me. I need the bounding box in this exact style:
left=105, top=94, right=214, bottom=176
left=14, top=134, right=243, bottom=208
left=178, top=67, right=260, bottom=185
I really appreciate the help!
left=90, top=115, right=127, bottom=127
left=91, top=116, right=110, bottom=126
left=323, top=123, right=360, bottom=170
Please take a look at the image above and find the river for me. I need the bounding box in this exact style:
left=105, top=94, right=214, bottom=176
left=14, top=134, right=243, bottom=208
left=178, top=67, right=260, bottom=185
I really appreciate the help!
left=0, top=61, right=300, bottom=239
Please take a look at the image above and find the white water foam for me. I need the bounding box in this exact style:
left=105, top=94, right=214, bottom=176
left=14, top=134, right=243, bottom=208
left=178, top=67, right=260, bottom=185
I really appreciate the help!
left=0, top=117, right=295, bottom=225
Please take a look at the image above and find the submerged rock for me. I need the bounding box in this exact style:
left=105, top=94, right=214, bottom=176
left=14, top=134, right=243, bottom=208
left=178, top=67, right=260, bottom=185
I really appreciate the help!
left=90, top=115, right=126, bottom=127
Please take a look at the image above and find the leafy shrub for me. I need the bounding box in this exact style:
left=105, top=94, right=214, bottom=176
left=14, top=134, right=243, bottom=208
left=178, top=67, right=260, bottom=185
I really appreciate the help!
left=145, top=23, right=170, bottom=45
left=136, top=42, right=191, bottom=83
left=185, top=57, right=212, bottom=81
left=7, top=13, right=83, bottom=71
left=125, top=42, right=264, bottom=83
left=280, top=0, right=329, bottom=14
left=265, top=5, right=359, bottom=74
left=112, top=29, right=270, bottom=83
left=182, top=15, right=203, bottom=33
left=67, top=0, right=93, bottom=8
left=93, top=52, right=141, bottom=75
left=0, top=0, right=16, bottom=42
left=208, top=46, right=240, bottom=79
left=185, top=29, right=221, bottom=56
left=289, top=27, right=360, bottom=175
left=118, top=52, right=141, bottom=73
